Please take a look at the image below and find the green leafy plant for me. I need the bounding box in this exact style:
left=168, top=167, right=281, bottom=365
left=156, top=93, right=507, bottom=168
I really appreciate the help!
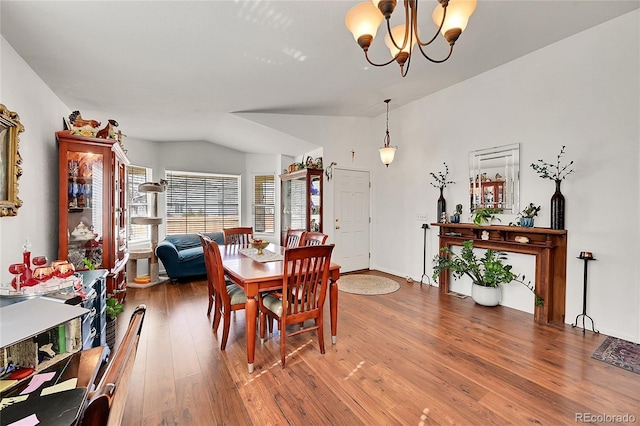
left=106, top=294, right=124, bottom=321
left=530, top=145, right=574, bottom=181
left=472, top=208, right=502, bottom=226
left=82, top=257, right=96, bottom=270
left=432, top=240, right=543, bottom=306
left=509, top=203, right=542, bottom=226
left=520, top=203, right=541, bottom=219
left=429, top=162, right=455, bottom=189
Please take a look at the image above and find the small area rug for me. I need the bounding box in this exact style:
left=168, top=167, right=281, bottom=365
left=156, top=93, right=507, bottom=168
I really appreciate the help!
left=591, top=336, right=640, bottom=375
left=338, top=275, right=400, bottom=296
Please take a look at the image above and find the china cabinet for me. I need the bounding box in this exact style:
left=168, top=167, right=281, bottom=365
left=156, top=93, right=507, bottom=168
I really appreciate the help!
left=56, top=131, right=129, bottom=301
left=280, top=168, right=323, bottom=245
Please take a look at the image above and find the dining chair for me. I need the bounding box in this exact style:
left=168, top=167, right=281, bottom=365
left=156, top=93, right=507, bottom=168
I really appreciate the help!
left=223, top=227, right=254, bottom=245
left=81, top=304, right=147, bottom=426
left=202, top=234, right=249, bottom=350
left=198, top=233, right=218, bottom=317
left=285, top=229, right=306, bottom=248
left=258, top=244, right=334, bottom=368
left=301, top=231, right=328, bottom=246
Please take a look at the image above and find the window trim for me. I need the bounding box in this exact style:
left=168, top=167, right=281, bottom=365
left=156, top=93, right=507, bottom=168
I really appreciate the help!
left=252, top=173, right=276, bottom=235
left=127, top=165, right=152, bottom=246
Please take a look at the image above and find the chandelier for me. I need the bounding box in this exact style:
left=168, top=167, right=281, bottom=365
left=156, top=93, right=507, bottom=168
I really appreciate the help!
left=379, top=99, right=397, bottom=167
left=345, top=0, right=477, bottom=77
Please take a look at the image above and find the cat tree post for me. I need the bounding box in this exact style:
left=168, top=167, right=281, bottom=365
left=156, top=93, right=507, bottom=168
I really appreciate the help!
left=129, top=181, right=165, bottom=286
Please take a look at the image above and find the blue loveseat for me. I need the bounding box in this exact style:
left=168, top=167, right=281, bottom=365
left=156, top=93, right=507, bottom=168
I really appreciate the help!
left=155, top=232, right=224, bottom=282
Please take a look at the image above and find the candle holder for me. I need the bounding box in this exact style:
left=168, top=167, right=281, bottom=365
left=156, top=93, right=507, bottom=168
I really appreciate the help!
left=572, top=251, right=599, bottom=334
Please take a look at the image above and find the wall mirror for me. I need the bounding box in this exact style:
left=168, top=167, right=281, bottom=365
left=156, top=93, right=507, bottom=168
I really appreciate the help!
left=469, top=143, right=520, bottom=214
left=0, top=104, right=25, bottom=217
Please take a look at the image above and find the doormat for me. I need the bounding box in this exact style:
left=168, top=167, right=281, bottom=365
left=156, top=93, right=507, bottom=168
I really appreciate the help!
left=338, top=275, right=400, bottom=295
left=591, top=336, right=640, bottom=375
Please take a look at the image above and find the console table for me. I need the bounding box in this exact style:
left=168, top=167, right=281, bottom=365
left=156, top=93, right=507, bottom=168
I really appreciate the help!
left=432, top=223, right=567, bottom=325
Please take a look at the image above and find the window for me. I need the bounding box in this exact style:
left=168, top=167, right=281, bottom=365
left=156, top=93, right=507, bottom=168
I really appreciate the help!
left=165, top=170, right=240, bottom=234
left=127, top=165, right=151, bottom=243
left=253, top=174, right=275, bottom=233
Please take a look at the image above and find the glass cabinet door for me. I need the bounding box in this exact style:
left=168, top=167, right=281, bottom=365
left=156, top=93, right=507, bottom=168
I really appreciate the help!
left=65, top=150, right=105, bottom=270
left=309, top=174, right=321, bottom=232
left=280, top=168, right=323, bottom=244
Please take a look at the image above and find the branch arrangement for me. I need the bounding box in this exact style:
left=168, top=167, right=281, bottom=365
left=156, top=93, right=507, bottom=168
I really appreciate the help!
left=530, top=145, right=575, bottom=181
left=430, top=162, right=455, bottom=189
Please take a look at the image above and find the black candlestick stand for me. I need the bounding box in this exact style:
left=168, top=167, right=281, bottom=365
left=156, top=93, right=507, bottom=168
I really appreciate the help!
left=420, top=223, right=432, bottom=286
left=572, top=255, right=599, bottom=334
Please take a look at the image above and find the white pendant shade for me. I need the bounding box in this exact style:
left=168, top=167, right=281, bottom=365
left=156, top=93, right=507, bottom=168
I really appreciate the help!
left=345, top=2, right=384, bottom=42
left=385, top=24, right=417, bottom=58
left=379, top=146, right=397, bottom=166
left=432, top=0, right=477, bottom=36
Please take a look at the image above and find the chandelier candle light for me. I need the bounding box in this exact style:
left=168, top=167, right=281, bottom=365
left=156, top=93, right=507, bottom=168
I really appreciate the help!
left=379, top=99, right=398, bottom=167
left=345, top=0, right=477, bottom=77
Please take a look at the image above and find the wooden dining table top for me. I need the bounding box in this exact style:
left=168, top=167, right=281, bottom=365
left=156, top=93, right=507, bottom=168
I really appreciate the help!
left=220, top=243, right=340, bottom=286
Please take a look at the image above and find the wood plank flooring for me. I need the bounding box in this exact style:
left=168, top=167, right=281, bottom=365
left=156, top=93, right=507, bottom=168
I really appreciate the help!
left=116, top=271, right=639, bottom=425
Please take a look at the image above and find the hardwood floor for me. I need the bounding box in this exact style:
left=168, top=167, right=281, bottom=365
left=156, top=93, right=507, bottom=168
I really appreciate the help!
left=116, top=271, right=639, bottom=425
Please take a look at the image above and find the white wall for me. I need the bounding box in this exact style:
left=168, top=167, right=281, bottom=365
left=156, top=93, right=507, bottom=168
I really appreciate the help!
left=0, top=38, right=69, bottom=284
left=346, top=11, right=639, bottom=341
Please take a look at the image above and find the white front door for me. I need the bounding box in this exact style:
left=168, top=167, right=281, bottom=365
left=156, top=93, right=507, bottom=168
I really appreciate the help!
left=333, top=169, right=370, bottom=272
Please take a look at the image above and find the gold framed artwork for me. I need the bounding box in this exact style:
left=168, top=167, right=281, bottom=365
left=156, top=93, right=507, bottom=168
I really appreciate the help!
left=0, top=104, right=25, bottom=217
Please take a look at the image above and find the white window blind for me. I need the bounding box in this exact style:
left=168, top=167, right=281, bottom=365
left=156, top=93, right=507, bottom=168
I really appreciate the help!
left=165, top=170, right=240, bottom=234
left=253, top=174, right=275, bottom=233
left=127, top=165, right=150, bottom=242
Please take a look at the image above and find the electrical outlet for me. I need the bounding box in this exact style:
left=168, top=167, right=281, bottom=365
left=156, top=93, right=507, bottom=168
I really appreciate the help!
left=416, top=213, right=428, bottom=222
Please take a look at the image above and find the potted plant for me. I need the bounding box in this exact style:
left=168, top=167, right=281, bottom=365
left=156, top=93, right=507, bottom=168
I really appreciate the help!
left=472, top=208, right=502, bottom=226
left=433, top=240, right=542, bottom=307
left=105, top=293, right=124, bottom=350
left=514, top=203, right=541, bottom=227
left=450, top=204, right=463, bottom=223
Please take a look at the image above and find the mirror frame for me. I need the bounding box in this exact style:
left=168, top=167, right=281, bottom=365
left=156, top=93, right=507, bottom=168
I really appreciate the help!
left=0, top=104, right=25, bottom=217
left=469, top=143, right=520, bottom=214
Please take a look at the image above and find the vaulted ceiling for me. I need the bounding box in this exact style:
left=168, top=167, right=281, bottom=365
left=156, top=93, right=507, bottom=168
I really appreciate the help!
left=2, top=1, right=637, bottom=155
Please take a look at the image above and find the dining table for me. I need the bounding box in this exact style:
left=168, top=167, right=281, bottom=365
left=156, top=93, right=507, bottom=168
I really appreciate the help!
left=220, top=243, right=341, bottom=373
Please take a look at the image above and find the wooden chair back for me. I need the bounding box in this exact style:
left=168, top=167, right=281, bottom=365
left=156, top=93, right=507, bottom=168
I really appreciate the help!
left=259, top=244, right=334, bottom=367
left=301, top=232, right=328, bottom=246
left=285, top=229, right=306, bottom=248
left=81, top=304, right=147, bottom=426
left=202, top=235, right=248, bottom=350
left=199, top=233, right=217, bottom=316
left=223, top=227, right=254, bottom=245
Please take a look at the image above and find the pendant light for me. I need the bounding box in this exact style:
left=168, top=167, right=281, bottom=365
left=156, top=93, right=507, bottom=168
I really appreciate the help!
left=379, top=99, right=397, bottom=167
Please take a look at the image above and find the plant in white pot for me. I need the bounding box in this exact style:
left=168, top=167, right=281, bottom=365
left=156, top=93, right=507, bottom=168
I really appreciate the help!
left=432, top=240, right=542, bottom=307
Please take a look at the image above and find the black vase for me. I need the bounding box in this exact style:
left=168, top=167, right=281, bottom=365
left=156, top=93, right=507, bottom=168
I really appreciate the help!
left=437, top=187, right=446, bottom=223
left=551, top=179, right=565, bottom=230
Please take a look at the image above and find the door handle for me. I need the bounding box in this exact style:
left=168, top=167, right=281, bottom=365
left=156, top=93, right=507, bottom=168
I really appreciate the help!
left=335, top=218, right=340, bottom=230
